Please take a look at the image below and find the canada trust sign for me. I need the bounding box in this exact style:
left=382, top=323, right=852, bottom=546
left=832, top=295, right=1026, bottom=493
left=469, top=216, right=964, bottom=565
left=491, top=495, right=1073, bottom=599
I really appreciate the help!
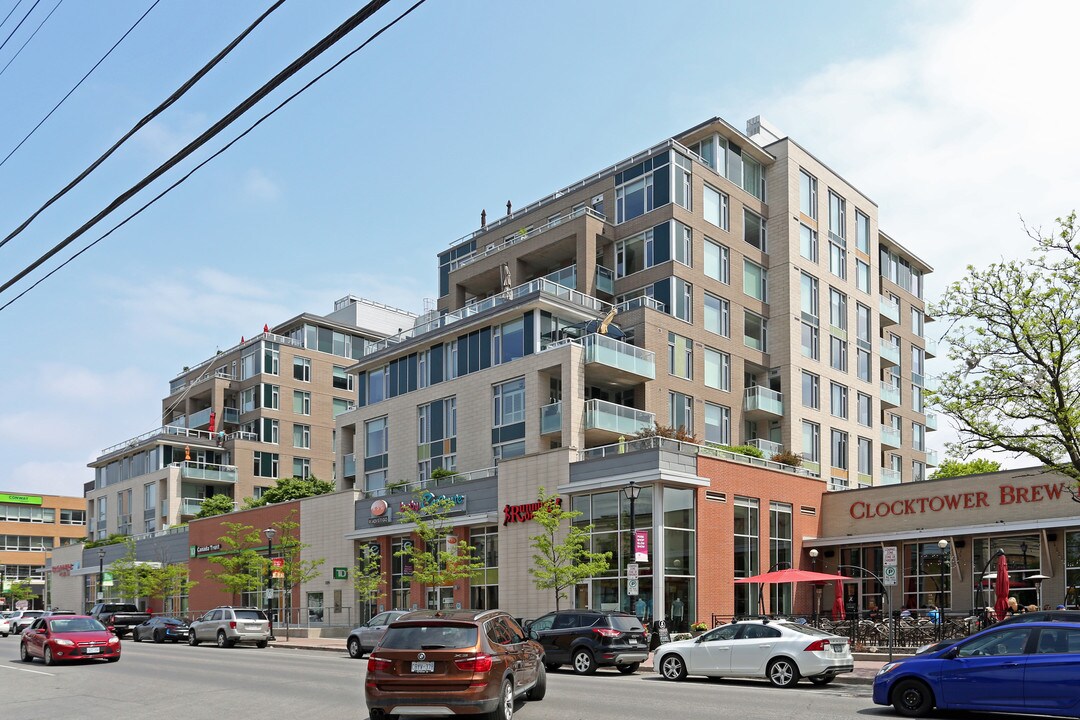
left=848, top=481, right=1070, bottom=520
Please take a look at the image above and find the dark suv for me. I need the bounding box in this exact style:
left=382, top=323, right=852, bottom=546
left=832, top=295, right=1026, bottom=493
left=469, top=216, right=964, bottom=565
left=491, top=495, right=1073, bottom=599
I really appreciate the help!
left=365, top=609, right=545, bottom=720
left=527, top=609, right=648, bottom=675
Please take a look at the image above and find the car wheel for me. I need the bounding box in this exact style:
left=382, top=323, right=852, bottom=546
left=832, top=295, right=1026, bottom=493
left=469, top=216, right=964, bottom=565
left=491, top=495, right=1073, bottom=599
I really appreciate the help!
left=616, top=662, right=639, bottom=675
left=659, top=654, right=687, bottom=681
left=217, top=631, right=229, bottom=648
left=892, top=678, right=935, bottom=718
left=572, top=649, right=597, bottom=675
left=486, top=678, right=514, bottom=720
left=808, top=674, right=833, bottom=686
left=766, top=658, right=800, bottom=688
left=44, top=647, right=55, bottom=666
left=526, top=664, right=546, bottom=701
left=154, top=630, right=165, bottom=644
left=188, top=632, right=199, bottom=646
left=19, top=642, right=32, bottom=663
left=544, top=662, right=560, bottom=672
left=256, top=640, right=268, bottom=648
left=132, top=631, right=142, bottom=642
left=348, top=637, right=363, bottom=659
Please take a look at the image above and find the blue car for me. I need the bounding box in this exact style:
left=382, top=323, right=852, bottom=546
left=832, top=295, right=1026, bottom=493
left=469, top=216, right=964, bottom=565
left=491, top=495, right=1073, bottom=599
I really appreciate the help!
left=873, top=621, right=1080, bottom=718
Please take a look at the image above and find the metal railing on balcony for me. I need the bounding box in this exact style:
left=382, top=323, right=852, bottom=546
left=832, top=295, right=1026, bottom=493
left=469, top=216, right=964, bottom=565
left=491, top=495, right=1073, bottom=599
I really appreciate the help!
left=448, top=206, right=609, bottom=271
left=579, top=436, right=820, bottom=479
left=367, top=466, right=498, bottom=498
left=747, top=438, right=781, bottom=457
left=179, top=497, right=238, bottom=516
left=744, top=386, right=783, bottom=416
left=171, top=461, right=238, bottom=484
left=881, top=426, right=901, bottom=449
left=880, top=382, right=901, bottom=407
left=880, top=468, right=902, bottom=485
left=540, top=401, right=562, bottom=434
left=879, top=296, right=900, bottom=325
left=174, top=332, right=301, bottom=382
left=102, top=425, right=220, bottom=455
left=584, top=399, right=654, bottom=436
left=582, top=333, right=656, bottom=379
left=613, top=296, right=665, bottom=313
left=925, top=413, right=938, bottom=431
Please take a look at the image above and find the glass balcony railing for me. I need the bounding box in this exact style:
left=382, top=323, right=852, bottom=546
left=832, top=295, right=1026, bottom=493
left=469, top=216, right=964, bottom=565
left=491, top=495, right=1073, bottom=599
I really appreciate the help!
left=925, top=412, right=938, bottom=431
left=925, top=449, right=939, bottom=467
left=879, top=296, right=900, bottom=325
left=540, top=401, right=563, bottom=434
left=582, top=333, right=656, bottom=379
left=175, top=461, right=238, bottom=484
left=343, top=453, right=356, bottom=479
left=744, top=386, right=783, bottom=416
left=188, top=407, right=213, bottom=428
left=881, top=426, right=901, bottom=448
left=880, top=468, right=901, bottom=485
left=596, top=265, right=615, bottom=295
left=180, top=498, right=205, bottom=516
left=747, top=438, right=782, bottom=458
left=584, top=399, right=654, bottom=436
left=223, top=407, right=240, bottom=424
left=880, top=342, right=900, bottom=366
left=924, top=336, right=938, bottom=358
left=545, top=265, right=577, bottom=290
left=880, top=382, right=900, bottom=407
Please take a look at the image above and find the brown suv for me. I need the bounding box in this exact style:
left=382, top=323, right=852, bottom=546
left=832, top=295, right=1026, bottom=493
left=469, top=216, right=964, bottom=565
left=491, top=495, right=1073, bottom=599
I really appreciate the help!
left=365, top=609, right=546, bottom=720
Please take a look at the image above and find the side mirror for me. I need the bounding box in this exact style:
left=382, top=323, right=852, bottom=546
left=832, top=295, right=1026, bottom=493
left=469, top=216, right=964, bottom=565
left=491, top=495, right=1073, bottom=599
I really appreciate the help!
left=943, top=647, right=959, bottom=660
left=37, top=628, right=48, bottom=635
left=528, top=628, right=539, bottom=641
left=107, top=626, right=115, bottom=634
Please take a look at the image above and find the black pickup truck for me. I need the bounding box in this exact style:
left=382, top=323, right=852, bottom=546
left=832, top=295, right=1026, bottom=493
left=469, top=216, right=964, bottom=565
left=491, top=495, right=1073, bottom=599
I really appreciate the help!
left=89, top=603, right=152, bottom=637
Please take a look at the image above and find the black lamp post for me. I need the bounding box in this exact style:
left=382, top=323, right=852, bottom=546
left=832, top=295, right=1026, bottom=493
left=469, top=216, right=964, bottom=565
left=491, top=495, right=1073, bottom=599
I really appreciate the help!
left=809, top=549, right=821, bottom=625
left=264, top=528, right=277, bottom=641
left=1019, top=541, right=1029, bottom=571
left=0, top=564, right=6, bottom=609
left=622, top=481, right=641, bottom=614
left=97, top=548, right=105, bottom=602
left=936, top=539, right=948, bottom=641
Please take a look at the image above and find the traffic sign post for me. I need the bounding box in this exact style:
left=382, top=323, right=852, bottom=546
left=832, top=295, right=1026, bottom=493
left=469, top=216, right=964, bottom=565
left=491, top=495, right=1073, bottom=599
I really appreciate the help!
left=883, top=546, right=898, bottom=586
left=627, top=578, right=639, bottom=596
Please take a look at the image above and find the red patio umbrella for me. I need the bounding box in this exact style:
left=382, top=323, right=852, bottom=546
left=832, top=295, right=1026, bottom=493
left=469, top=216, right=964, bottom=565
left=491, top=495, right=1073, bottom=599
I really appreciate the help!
left=994, top=552, right=1011, bottom=621
left=832, top=572, right=846, bottom=621
left=733, top=568, right=851, bottom=585
left=208, top=410, right=216, bottom=433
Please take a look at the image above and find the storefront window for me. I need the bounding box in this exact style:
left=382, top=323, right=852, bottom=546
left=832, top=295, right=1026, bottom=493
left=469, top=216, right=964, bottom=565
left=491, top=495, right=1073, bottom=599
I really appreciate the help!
left=663, top=487, right=695, bottom=529
left=470, top=526, right=499, bottom=610
left=1066, top=532, right=1080, bottom=607
left=902, top=542, right=951, bottom=611
left=839, top=546, right=884, bottom=617
left=734, top=496, right=759, bottom=617
left=391, top=538, right=410, bottom=610
left=973, top=534, right=1041, bottom=610
left=769, top=502, right=793, bottom=614
left=591, top=492, right=619, bottom=532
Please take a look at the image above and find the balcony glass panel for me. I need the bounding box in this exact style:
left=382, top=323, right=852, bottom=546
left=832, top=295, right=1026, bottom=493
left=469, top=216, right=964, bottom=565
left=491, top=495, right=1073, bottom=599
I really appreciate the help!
left=343, top=453, right=356, bottom=479
left=177, top=461, right=238, bottom=484
left=879, top=468, right=901, bottom=485
left=925, top=449, right=939, bottom=467
left=881, top=426, right=901, bottom=448
left=188, top=407, right=212, bottom=428
left=596, top=265, right=615, bottom=295
left=880, top=342, right=900, bottom=366
left=925, top=413, right=938, bottom=431
left=584, top=399, right=654, bottom=436
left=540, top=401, right=562, bottom=434
left=223, top=407, right=240, bottom=424
left=583, top=333, right=656, bottom=379
left=880, top=382, right=900, bottom=406
left=879, top=296, right=900, bottom=324
left=743, top=386, right=783, bottom=416
left=747, top=438, right=781, bottom=457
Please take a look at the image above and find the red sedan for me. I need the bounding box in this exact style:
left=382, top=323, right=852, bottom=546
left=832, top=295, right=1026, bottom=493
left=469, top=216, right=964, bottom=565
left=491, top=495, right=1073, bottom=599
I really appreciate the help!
left=19, top=615, right=121, bottom=665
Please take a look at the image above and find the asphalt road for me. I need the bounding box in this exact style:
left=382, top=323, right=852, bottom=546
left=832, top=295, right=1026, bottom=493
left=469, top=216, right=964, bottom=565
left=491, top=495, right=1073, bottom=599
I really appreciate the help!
left=0, top=637, right=889, bottom=720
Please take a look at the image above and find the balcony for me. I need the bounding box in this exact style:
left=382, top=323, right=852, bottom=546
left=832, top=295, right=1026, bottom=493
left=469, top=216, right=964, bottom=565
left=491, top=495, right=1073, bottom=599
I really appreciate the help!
left=925, top=448, right=939, bottom=467
left=540, top=401, right=562, bottom=435
left=343, top=453, right=356, bottom=479
left=925, top=412, right=938, bottom=431
left=179, top=496, right=236, bottom=518
left=881, top=426, right=901, bottom=449
left=880, top=382, right=900, bottom=408
left=747, top=438, right=781, bottom=458
left=924, top=336, right=938, bottom=358
left=743, top=386, right=783, bottom=419
left=857, top=473, right=873, bottom=488
left=879, top=296, right=900, bottom=326
left=879, top=468, right=901, bottom=485
left=448, top=206, right=608, bottom=272
left=174, top=461, right=238, bottom=484
left=880, top=342, right=900, bottom=367
left=583, top=399, right=654, bottom=441
left=596, top=265, right=615, bottom=295
left=583, top=333, right=656, bottom=382
left=188, top=407, right=213, bottom=429
left=223, top=407, right=240, bottom=424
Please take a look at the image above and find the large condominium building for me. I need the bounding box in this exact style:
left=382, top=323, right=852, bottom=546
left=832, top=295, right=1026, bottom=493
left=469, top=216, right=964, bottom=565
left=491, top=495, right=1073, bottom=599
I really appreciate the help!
left=337, top=116, right=935, bottom=494
left=85, top=297, right=415, bottom=540
left=1, top=491, right=86, bottom=608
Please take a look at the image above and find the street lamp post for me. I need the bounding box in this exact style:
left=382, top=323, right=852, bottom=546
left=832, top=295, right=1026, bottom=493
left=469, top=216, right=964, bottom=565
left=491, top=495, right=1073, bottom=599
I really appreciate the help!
left=97, top=548, right=105, bottom=602
left=937, top=539, right=948, bottom=641
left=809, top=549, right=821, bottom=626
left=0, top=564, right=6, bottom=610
left=622, top=481, right=641, bottom=615
left=264, top=528, right=277, bottom=641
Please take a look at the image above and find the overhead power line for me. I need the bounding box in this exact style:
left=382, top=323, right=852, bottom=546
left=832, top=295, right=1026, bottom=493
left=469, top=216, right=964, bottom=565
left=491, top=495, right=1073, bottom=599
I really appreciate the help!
left=0, top=0, right=159, bottom=172
left=0, top=0, right=286, bottom=250
left=0, top=1, right=25, bottom=36
left=0, top=0, right=39, bottom=55
left=0, top=0, right=394, bottom=296
left=0, top=0, right=428, bottom=313
left=0, top=0, right=61, bottom=82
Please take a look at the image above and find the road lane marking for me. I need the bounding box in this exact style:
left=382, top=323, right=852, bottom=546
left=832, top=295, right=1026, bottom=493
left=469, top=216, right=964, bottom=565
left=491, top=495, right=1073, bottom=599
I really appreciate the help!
left=1, top=663, right=56, bottom=676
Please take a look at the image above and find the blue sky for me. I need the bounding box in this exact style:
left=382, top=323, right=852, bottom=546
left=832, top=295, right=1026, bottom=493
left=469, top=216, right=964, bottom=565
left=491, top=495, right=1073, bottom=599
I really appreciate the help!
left=2, top=0, right=1078, bottom=496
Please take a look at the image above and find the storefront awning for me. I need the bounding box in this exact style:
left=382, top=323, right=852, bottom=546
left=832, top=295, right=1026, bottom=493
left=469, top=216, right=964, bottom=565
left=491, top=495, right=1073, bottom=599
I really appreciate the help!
left=344, top=511, right=500, bottom=540
left=805, top=514, right=1080, bottom=547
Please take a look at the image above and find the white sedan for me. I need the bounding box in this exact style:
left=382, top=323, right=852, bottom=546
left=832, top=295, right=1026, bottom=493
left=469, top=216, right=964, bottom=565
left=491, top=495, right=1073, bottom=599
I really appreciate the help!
left=654, top=620, right=854, bottom=687
left=0, top=611, right=16, bottom=637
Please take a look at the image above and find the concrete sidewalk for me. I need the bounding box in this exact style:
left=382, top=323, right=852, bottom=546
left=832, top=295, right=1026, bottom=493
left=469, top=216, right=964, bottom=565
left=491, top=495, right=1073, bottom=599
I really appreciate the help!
left=267, top=636, right=889, bottom=685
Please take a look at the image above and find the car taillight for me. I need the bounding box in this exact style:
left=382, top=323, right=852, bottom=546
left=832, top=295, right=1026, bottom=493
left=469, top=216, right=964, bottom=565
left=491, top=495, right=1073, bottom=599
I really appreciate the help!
left=804, top=639, right=830, bottom=652
left=367, top=656, right=392, bottom=673
left=593, top=628, right=622, bottom=638
left=455, top=653, right=493, bottom=672
left=229, top=621, right=237, bottom=629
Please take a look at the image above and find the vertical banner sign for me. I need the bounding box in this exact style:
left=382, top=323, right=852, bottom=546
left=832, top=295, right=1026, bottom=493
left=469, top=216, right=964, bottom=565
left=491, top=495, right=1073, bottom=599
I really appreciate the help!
left=634, top=530, right=649, bottom=562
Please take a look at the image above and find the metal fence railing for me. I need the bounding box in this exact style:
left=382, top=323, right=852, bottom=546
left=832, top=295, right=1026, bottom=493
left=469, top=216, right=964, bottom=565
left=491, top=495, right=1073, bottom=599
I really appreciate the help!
left=707, top=613, right=984, bottom=650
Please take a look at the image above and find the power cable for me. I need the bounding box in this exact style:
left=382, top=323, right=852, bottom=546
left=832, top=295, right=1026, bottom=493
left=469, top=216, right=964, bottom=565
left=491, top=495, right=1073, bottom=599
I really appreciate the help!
left=0, top=0, right=395, bottom=295
left=0, top=1, right=24, bottom=35
left=0, top=0, right=61, bottom=81
left=0, top=0, right=286, bottom=249
left=0, top=0, right=159, bottom=171
left=0, top=0, right=39, bottom=55
left=0, top=0, right=428, bottom=313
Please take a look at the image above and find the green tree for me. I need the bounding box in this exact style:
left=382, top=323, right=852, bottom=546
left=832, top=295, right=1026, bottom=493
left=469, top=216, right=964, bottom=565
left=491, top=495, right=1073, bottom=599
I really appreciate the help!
left=396, top=492, right=483, bottom=590
left=242, top=475, right=335, bottom=508
left=147, top=564, right=197, bottom=614
left=272, top=517, right=325, bottom=621
left=202, top=522, right=268, bottom=604
left=929, top=458, right=1002, bottom=480
left=109, top=537, right=156, bottom=603
left=194, top=494, right=235, bottom=519
left=352, top=543, right=385, bottom=622
left=634, top=421, right=698, bottom=443
left=6, top=580, right=36, bottom=607
left=930, top=212, right=1080, bottom=500
left=528, top=487, right=611, bottom=611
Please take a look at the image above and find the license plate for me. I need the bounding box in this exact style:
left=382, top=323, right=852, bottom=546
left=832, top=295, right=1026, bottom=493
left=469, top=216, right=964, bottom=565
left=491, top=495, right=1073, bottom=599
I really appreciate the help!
left=246, top=625, right=261, bottom=631
left=628, top=639, right=639, bottom=645
left=411, top=661, right=435, bottom=673
left=85, top=647, right=101, bottom=654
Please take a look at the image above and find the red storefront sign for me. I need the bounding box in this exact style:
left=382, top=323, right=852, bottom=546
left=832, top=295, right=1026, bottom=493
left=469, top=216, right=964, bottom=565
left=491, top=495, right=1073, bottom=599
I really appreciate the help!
left=503, top=497, right=562, bottom=525
left=849, top=481, right=1070, bottom=520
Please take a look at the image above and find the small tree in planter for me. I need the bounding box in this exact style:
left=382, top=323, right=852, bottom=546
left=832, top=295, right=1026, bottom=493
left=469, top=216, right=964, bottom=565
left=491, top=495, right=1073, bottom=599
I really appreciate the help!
left=770, top=450, right=803, bottom=468
left=528, top=487, right=611, bottom=611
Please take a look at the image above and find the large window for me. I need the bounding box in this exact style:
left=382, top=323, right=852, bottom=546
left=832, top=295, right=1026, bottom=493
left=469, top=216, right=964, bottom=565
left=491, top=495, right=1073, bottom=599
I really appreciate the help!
left=857, top=437, right=872, bottom=479
left=802, top=421, right=820, bottom=463
left=668, top=332, right=692, bottom=380
left=332, top=365, right=353, bottom=391
left=704, top=293, right=729, bottom=336
left=829, top=288, right=847, bottom=331
left=801, top=273, right=819, bottom=318
left=802, top=371, right=819, bottom=409
left=704, top=238, right=729, bottom=283
left=670, top=392, right=694, bottom=434
left=829, top=238, right=847, bottom=279
left=615, top=230, right=654, bottom=278
left=903, top=541, right=951, bottom=610
left=704, top=402, right=730, bottom=445
left=802, top=322, right=819, bottom=360
left=856, top=210, right=870, bottom=254
left=673, top=154, right=692, bottom=211
left=674, top=222, right=692, bottom=266
left=856, top=259, right=870, bottom=293
left=744, top=311, right=767, bottom=351
left=830, top=382, right=848, bottom=419
left=800, top=224, right=818, bottom=262
left=492, top=317, right=525, bottom=365
left=293, top=457, right=311, bottom=479
left=293, top=390, right=311, bottom=416
left=364, top=417, right=388, bottom=493
left=830, top=429, right=848, bottom=470
left=799, top=170, right=817, bottom=219
left=470, top=526, right=499, bottom=611
left=368, top=366, right=387, bottom=404
left=743, top=209, right=766, bottom=252
left=704, top=184, right=729, bottom=230
left=293, top=424, right=311, bottom=449
left=734, top=497, right=760, bottom=616
left=493, top=378, right=526, bottom=427
left=253, top=451, right=279, bottom=479
left=829, top=190, right=846, bottom=240
left=704, top=347, right=730, bottom=391
left=615, top=174, right=654, bottom=223
left=0, top=504, right=56, bottom=523
left=830, top=335, right=848, bottom=372
left=769, top=502, right=793, bottom=614
left=743, top=260, right=767, bottom=302
left=857, top=392, right=872, bottom=427
left=672, top=278, right=692, bottom=323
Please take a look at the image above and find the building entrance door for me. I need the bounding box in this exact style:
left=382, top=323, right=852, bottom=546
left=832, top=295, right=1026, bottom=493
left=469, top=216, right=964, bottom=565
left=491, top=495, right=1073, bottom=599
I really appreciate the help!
left=427, top=586, right=455, bottom=611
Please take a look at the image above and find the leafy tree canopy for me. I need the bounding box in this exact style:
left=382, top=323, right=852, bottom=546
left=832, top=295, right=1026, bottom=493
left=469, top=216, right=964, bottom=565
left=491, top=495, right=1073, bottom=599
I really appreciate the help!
left=929, top=458, right=1002, bottom=480
left=243, top=475, right=334, bottom=508
left=194, top=494, right=235, bottom=519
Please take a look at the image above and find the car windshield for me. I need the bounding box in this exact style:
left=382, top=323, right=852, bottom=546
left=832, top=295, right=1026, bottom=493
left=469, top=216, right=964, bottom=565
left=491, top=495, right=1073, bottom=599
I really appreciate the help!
left=609, top=616, right=645, bottom=632
left=234, top=610, right=267, bottom=621
left=51, top=618, right=106, bottom=633
left=380, top=624, right=479, bottom=650
left=775, top=622, right=836, bottom=637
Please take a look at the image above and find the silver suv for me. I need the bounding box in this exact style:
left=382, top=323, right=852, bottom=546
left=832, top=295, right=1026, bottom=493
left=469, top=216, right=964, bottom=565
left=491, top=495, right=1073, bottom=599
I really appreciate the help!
left=188, top=607, right=270, bottom=648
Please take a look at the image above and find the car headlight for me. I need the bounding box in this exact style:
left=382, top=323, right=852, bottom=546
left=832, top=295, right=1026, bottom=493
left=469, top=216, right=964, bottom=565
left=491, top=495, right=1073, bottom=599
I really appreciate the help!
left=53, top=639, right=74, bottom=647
left=876, top=662, right=900, bottom=676
left=107, top=636, right=120, bottom=645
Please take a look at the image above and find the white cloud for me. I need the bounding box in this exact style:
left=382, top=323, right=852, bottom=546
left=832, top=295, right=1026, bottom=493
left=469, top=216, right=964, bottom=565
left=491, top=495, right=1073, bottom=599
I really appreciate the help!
left=133, top=112, right=209, bottom=162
